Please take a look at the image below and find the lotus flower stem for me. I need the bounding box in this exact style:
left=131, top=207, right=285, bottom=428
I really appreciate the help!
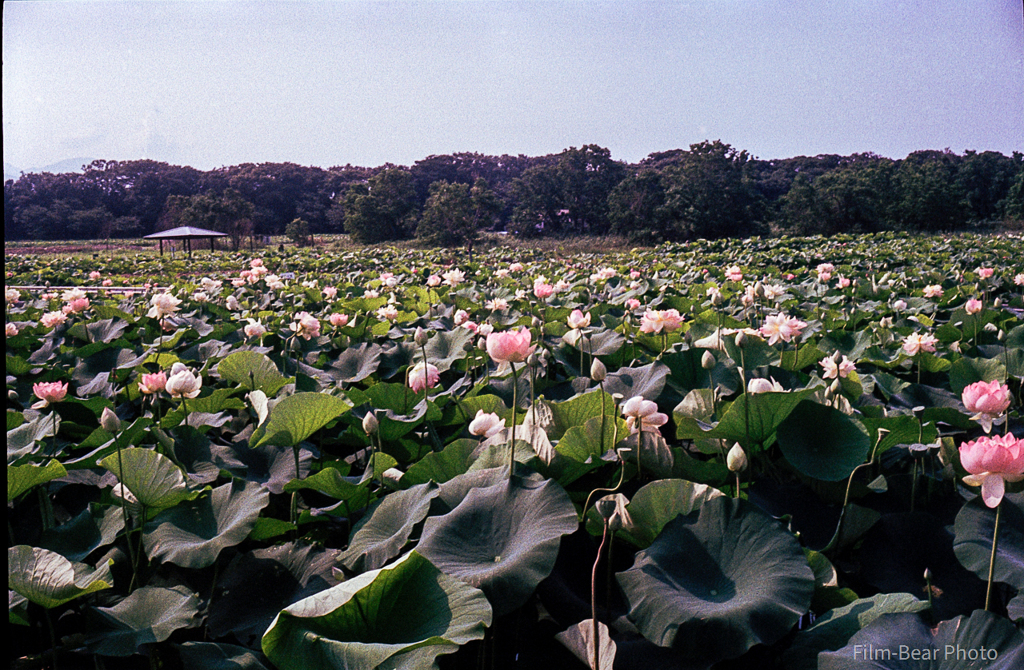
left=591, top=518, right=609, bottom=670
left=508, top=362, right=519, bottom=479
left=985, top=502, right=1002, bottom=612
left=290, top=445, right=301, bottom=525
left=115, top=439, right=139, bottom=590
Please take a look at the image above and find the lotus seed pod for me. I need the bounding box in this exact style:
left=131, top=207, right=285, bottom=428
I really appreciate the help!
left=414, top=326, right=429, bottom=347
left=590, top=358, right=607, bottom=382
left=701, top=350, right=716, bottom=370
left=727, top=443, right=748, bottom=472
left=100, top=407, right=121, bottom=433
left=362, top=412, right=379, bottom=435
left=735, top=331, right=748, bottom=348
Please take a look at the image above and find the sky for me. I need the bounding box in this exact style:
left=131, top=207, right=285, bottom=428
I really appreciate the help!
left=3, top=0, right=1023, bottom=174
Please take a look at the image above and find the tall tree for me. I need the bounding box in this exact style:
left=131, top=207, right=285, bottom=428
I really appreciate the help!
left=341, top=168, right=419, bottom=243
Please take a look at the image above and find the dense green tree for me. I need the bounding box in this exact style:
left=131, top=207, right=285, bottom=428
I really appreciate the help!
left=608, top=169, right=672, bottom=242
left=778, top=159, right=897, bottom=235
left=417, top=178, right=501, bottom=259
left=660, top=140, right=766, bottom=240
left=955, top=150, right=1023, bottom=222
left=341, top=168, right=419, bottom=244
left=161, top=189, right=256, bottom=250
left=892, top=150, right=968, bottom=231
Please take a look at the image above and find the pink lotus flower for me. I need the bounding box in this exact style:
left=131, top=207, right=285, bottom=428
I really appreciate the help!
left=533, top=283, right=554, bottom=299
left=469, top=410, right=505, bottom=438
left=165, top=362, right=202, bottom=399
left=102, top=279, right=113, bottom=287
left=625, top=298, right=641, bottom=311
left=965, top=298, right=983, bottom=315
left=837, top=276, right=851, bottom=289
left=819, top=354, right=855, bottom=380
left=89, top=271, right=102, bottom=280
left=962, top=380, right=1011, bottom=433
left=408, top=361, right=440, bottom=393
left=901, top=332, right=939, bottom=356
left=725, top=265, right=743, bottom=282
left=508, top=262, right=524, bottom=273
left=251, top=259, right=264, bottom=268
left=244, top=320, right=267, bottom=339
left=959, top=434, right=1024, bottom=507
left=329, top=313, right=349, bottom=328
left=290, top=312, right=321, bottom=340
left=785, top=273, right=796, bottom=280
left=376, top=304, right=399, bottom=322
left=1015, top=273, right=1024, bottom=286
left=454, top=309, right=470, bottom=325
left=138, top=371, right=167, bottom=395
left=486, top=327, right=535, bottom=364
left=32, top=381, right=68, bottom=409
left=639, top=308, right=684, bottom=334
left=442, top=269, right=465, bottom=287
left=759, top=313, right=807, bottom=345
left=923, top=285, right=943, bottom=298
left=976, top=267, right=994, bottom=279
left=426, top=274, right=442, bottom=287
left=567, top=309, right=591, bottom=330
left=65, top=297, right=90, bottom=314
left=629, top=270, right=641, bottom=279
left=6, top=323, right=18, bottom=337
left=621, top=396, right=668, bottom=435
left=323, top=286, right=338, bottom=299
left=41, top=311, right=67, bottom=329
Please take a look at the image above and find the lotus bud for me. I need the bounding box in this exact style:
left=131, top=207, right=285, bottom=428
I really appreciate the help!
left=531, top=316, right=542, bottom=330
left=993, top=297, right=1002, bottom=308
left=727, top=443, right=748, bottom=472
left=997, top=329, right=1006, bottom=342
left=476, top=337, right=486, bottom=351
left=983, top=322, right=998, bottom=333
left=710, top=291, right=723, bottom=306
left=831, top=350, right=843, bottom=364
left=100, top=407, right=121, bottom=433
left=362, top=412, right=379, bottom=435
left=830, top=379, right=842, bottom=395
left=684, top=330, right=693, bottom=345
left=382, top=467, right=405, bottom=489
left=701, top=350, right=716, bottom=370
left=527, top=352, right=540, bottom=368
left=923, top=567, right=933, bottom=581
left=8, top=390, right=19, bottom=402
left=414, top=327, right=429, bottom=347
left=595, top=499, right=617, bottom=520
left=735, top=331, right=748, bottom=349
left=754, top=281, right=766, bottom=299
left=590, top=358, right=607, bottom=382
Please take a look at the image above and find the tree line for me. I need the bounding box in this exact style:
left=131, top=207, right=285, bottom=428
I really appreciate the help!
left=5, top=142, right=1023, bottom=248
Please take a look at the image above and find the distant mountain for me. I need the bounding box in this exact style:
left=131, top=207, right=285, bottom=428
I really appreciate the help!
left=5, top=157, right=95, bottom=180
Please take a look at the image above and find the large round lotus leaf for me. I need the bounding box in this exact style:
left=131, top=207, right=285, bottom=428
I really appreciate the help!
left=8, top=545, right=113, bottom=608
left=142, top=480, right=269, bottom=569
left=261, top=551, right=491, bottom=670
left=819, top=610, right=1024, bottom=669
left=777, top=400, right=871, bottom=481
left=85, top=585, right=201, bottom=656
left=416, top=472, right=578, bottom=616
left=99, top=447, right=192, bottom=509
left=617, top=496, right=814, bottom=663
left=339, top=482, right=439, bottom=573
left=618, top=478, right=725, bottom=548
left=953, top=493, right=1024, bottom=589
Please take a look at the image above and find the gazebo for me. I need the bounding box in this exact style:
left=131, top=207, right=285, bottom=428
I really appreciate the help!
left=145, top=226, right=229, bottom=257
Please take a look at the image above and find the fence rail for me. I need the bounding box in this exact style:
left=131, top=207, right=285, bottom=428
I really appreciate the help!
left=8, top=285, right=169, bottom=295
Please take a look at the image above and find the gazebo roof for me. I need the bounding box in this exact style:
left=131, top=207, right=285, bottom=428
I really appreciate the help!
left=144, top=226, right=229, bottom=239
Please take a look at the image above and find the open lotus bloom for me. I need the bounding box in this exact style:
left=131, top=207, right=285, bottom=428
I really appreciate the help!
left=165, top=362, right=202, bottom=399
left=31, top=381, right=68, bottom=409
left=959, top=434, right=1024, bottom=508
left=486, top=327, right=535, bottom=364
left=961, top=380, right=1011, bottom=434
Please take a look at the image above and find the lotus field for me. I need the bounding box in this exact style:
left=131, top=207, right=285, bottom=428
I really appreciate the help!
left=7, top=232, right=1024, bottom=669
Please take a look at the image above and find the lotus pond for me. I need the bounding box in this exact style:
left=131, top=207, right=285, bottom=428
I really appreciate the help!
left=6, top=232, right=1024, bottom=669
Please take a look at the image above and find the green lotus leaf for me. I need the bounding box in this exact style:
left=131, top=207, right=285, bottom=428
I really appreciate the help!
left=424, top=327, right=473, bottom=373
left=8, top=545, right=113, bottom=608
left=39, top=502, right=125, bottom=562
left=705, top=388, right=818, bottom=447
left=953, top=493, right=1024, bottom=589
left=617, top=496, right=814, bottom=663
left=284, top=467, right=373, bottom=515
left=250, top=392, right=352, bottom=449
left=554, top=620, right=617, bottom=670
left=142, top=480, right=270, bottom=569
left=615, top=478, right=725, bottom=548
left=777, top=400, right=871, bottom=481
left=209, top=541, right=342, bottom=644
left=602, top=361, right=670, bottom=401
left=818, top=610, right=1023, bottom=669
left=546, top=389, right=618, bottom=440
left=402, top=439, right=477, bottom=486
left=99, top=447, right=192, bottom=509
left=85, top=585, right=201, bottom=656
left=175, top=642, right=272, bottom=670
left=416, top=473, right=578, bottom=616
left=327, top=342, right=382, bottom=383
left=340, top=482, right=439, bottom=573
left=261, top=551, right=491, bottom=670
left=217, top=350, right=292, bottom=397
left=782, top=593, right=931, bottom=670
left=8, top=458, right=66, bottom=502
left=7, top=413, right=61, bottom=464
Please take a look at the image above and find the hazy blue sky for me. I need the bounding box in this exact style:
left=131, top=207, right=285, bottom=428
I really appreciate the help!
left=3, top=0, right=1022, bottom=173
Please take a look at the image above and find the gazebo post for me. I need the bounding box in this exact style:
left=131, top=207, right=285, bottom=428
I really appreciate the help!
left=159, top=240, right=164, bottom=256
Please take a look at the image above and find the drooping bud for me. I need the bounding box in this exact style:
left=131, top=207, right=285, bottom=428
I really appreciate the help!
left=735, top=331, right=748, bottom=349
left=362, top=411, right=379, bottom=435
left=100, top=406, right=122, bottom=433
left=414, top=326, right=429, bottom=347
left=701, top=350, right=716, bottom=370
left=590, top=358, right=607, bottom=382
left=727, top=443, right=748, bottom=472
